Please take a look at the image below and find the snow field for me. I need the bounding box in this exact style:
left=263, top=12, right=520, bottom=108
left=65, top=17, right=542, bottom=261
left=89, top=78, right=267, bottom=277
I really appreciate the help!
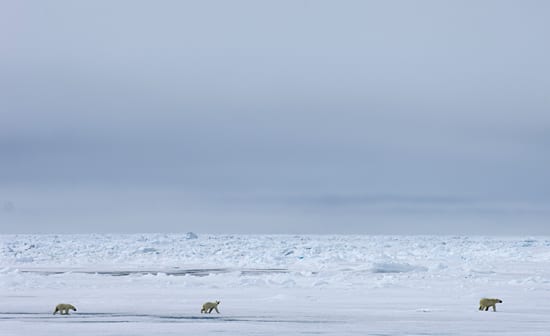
left=1, top=234, right=549, bottom=335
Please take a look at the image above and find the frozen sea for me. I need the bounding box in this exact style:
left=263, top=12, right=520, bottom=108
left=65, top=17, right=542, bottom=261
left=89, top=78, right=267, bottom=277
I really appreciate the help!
left=1, top=234, right=550, bottom=335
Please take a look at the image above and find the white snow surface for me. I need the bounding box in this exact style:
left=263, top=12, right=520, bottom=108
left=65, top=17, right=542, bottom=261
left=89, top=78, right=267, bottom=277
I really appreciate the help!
left=1, top=234, right=550, bottom=335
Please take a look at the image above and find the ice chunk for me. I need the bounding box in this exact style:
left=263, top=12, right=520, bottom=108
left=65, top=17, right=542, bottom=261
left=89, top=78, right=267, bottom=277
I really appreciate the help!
left=185, top=232, right=198, bottom=239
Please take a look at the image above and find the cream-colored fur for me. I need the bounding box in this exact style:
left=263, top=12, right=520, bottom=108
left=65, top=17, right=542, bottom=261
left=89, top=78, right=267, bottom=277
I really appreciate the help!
left=53, top=303, right=77, bottom=315
left=200, top=301, right=220, bottom=314
left=479, top=298, right=502, bottom=312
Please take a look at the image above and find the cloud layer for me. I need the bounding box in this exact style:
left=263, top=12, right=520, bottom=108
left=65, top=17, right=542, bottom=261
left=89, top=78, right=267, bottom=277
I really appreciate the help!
left=1, top=1, right=549, bottom=233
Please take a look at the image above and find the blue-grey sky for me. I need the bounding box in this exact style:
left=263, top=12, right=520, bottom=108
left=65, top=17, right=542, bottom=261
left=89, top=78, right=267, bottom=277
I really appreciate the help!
left=1, top=1, right=549, bottom=234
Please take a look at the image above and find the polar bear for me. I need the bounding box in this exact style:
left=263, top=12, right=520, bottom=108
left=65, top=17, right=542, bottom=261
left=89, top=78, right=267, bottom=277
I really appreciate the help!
left=479, top=298, right=502, bottom=312
left=201, top=301, right=220, bottom=314
left=53, top=303, right=77, bottom=315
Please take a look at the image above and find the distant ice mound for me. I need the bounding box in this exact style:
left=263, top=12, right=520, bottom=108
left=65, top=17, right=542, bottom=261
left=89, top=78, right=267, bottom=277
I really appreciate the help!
left=137, top=247, right=158, bottom=254
left=185, top=232, right=198, bottom=240
left=15, top=257, right=34, bottom=263
left=371, top=262, right=428, bottom=273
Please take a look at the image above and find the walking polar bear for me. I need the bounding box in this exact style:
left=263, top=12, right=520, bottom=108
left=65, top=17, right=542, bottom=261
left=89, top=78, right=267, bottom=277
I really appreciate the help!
left=201, top=301, right=220, bottom=314
left=479, top=298, right=502, bottom=312
left=53, top=303, right=77, bottom=315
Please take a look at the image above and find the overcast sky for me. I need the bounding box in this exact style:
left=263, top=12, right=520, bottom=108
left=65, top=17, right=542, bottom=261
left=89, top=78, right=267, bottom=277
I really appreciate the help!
left=1, top=1, right=549, bottom=234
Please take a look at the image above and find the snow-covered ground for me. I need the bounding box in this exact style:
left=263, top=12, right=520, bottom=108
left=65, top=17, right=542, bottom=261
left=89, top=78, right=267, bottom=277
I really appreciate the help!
left=1, top=234, right=549, bottom=335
